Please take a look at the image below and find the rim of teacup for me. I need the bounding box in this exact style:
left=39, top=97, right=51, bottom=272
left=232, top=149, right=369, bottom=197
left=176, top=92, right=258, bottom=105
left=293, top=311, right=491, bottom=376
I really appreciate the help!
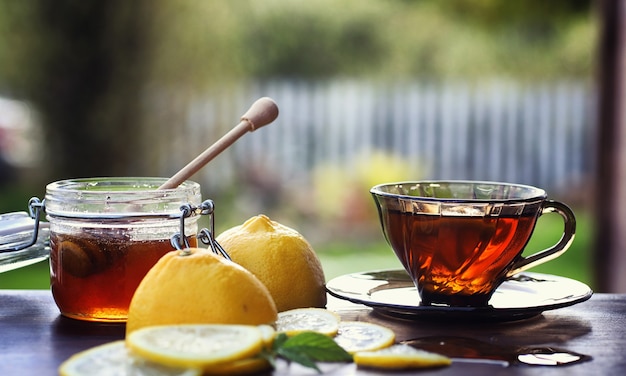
left=370, top=180, right=548, bottom=203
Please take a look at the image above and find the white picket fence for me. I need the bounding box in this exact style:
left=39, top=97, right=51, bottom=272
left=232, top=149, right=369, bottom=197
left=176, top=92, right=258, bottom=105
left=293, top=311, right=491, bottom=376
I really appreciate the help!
left=151, top=79, right=596, bottom=194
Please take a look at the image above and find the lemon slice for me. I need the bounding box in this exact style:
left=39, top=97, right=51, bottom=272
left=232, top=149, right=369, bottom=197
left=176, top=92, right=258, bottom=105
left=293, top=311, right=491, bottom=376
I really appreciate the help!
left=258, top=324, right=276, bottom=349
left=59, top=340, right=200, bottom=376
left=275, top=308, right=341, bottom=336
left=354, top=344, right=451, bottom=370
left=333, top=321, right=396, bottom=354
left=126, top=324, right=264, bottom=370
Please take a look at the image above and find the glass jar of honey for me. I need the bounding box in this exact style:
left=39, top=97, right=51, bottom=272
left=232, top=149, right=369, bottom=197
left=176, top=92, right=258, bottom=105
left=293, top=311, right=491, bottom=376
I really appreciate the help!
left=45, top=177, right=201, bottom=322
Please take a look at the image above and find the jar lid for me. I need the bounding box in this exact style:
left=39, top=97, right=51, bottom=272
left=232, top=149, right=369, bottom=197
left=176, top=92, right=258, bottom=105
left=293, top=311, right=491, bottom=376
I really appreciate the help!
left=0, top=211, right=50, bottom=273
left=44, top=177, right=202, bottom=219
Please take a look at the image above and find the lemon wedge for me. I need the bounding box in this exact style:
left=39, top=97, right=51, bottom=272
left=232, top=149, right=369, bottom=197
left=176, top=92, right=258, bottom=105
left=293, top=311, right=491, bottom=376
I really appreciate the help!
left=333, top=321, right=396, bottom=354
left=126, top=248, right=277, bottom=335
left=354, top=344, right=452, bottom=370
left=59, top=340, right=200, bottom=376
left=276, top=308, right=341, bottom=336
left=126, top=324, right=264, bottom=370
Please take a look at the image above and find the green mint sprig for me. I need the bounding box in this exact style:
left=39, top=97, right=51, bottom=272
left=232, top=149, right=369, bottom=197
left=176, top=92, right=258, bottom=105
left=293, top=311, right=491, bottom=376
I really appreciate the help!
left=261, top=332, right=353, bottom=373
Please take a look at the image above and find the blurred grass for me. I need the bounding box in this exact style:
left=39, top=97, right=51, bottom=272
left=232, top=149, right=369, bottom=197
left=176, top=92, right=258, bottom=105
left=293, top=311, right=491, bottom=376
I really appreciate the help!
left=0, top=261, right=49, bottom=289
left=0, top=207, right=594, bottom=290
left=519, top=210, right=592, bottom=285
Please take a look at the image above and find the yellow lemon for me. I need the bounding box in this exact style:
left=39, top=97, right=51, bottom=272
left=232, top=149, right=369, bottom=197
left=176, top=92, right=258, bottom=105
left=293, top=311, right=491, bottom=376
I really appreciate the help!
left=276, top=308, right=341, bottom=336
left=216, top=215, right=326, bottom=312
left=354, top=344, right=451, bottom=370
left=126, top=248, right=277, bottom=335
left=333, top=321, right=396, bottom=354
left=126, top=324, right=265, bottom=371
left=58, top=340, right=201, bottom=376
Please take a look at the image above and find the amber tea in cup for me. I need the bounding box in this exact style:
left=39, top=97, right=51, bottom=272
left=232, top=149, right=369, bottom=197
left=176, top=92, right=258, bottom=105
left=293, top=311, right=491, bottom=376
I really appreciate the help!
left=371, top=181, right=576, bottom=307
left=46, top=177, right=201, bottom=322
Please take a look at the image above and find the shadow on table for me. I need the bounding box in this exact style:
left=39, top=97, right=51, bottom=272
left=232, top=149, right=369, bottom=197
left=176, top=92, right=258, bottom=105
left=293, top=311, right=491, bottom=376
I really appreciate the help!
left=369, top=310, right=593, bottom=367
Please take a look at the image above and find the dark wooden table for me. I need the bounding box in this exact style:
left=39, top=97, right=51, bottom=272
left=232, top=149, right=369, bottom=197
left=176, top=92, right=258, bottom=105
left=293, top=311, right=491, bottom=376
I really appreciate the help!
left=1, top=289, right=625, bottom=375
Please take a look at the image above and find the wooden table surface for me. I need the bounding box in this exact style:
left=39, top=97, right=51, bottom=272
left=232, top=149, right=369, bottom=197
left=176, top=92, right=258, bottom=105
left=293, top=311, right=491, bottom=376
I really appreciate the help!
left=1, top=289, right=625, bottom=375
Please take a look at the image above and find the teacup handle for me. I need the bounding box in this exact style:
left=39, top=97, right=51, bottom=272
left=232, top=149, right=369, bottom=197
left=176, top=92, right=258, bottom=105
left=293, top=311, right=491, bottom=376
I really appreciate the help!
left=505, top=200, right=576, bottom=278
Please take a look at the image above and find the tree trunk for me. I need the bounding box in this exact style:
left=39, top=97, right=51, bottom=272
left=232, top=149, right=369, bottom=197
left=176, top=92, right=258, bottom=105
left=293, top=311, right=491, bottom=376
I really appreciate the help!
left=594, top=0, right=626, bottom=292
left=30, top=0, right=152, bottom=181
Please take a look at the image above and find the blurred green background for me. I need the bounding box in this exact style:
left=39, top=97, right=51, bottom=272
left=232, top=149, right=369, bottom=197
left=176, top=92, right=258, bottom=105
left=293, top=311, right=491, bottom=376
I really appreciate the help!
left=0, top=0, right=597, bottom=289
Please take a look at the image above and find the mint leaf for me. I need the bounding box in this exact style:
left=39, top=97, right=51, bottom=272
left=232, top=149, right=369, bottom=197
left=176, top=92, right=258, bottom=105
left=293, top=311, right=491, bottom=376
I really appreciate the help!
left=277, top=347, right=321, bottom=372
left=275, top=332, right=353, bottom=372
left=272, top=332, right=289, bottom=350
left=281, top=332, right=353, bottom=362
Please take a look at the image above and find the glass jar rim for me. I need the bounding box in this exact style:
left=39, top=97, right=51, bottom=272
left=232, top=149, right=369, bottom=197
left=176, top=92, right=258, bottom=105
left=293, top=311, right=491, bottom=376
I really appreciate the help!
left=44, top=177, right=202, bottom=219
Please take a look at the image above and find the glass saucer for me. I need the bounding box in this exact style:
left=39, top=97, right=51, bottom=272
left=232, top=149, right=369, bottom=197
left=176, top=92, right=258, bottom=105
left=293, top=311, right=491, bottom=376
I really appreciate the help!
left=326, top=269, right=593, bottom=321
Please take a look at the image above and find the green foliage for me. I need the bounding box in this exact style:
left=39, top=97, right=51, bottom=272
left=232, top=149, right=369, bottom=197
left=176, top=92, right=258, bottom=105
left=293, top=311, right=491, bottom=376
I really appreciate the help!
left=381, top=0, right=596, bottom=80
left=0, top=0, right=592, bottom=92
left=311, top=150, right=421, bottom=222
left=0, top=2, right=45, bottom=93
left=238, top=0, right=389, bottom=78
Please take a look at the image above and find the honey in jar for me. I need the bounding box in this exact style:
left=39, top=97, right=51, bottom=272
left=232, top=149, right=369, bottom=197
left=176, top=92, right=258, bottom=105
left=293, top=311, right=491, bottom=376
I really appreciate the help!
left=45, top=177, right=201, bottom=322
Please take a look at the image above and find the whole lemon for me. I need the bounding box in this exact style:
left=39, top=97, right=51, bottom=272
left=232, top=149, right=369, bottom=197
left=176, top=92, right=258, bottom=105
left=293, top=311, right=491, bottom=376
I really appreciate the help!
left=216, top=215, right=327, bottom=312
left=126, top=248, right=277, bottom=335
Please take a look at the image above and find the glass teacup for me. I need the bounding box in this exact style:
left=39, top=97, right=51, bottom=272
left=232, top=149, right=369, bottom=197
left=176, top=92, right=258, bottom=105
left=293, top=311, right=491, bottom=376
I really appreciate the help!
left=371, top=181, right=576, bottom=307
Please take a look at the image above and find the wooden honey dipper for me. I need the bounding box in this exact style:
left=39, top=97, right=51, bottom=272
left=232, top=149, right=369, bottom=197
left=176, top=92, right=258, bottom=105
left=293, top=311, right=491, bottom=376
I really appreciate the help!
left=159, top=97, right=279, bottom=190
left=58, top=97, right=278, bottom=278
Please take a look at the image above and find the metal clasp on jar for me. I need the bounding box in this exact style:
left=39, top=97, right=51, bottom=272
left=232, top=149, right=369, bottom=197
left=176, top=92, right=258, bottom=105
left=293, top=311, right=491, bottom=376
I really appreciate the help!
left=170, top=199, right=231, bottom=260
left=0, top=197, right=46, bottom=253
